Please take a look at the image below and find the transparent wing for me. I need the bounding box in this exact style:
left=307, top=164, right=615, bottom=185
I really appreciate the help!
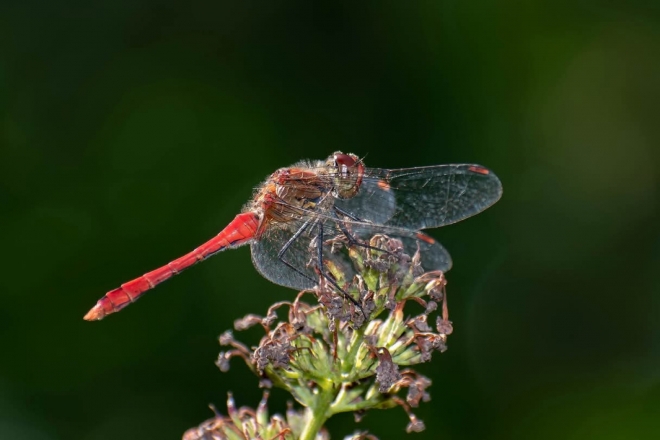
left=251, top=223, right=318, bottom=291
left=335, top=164, right=502, bottom=230
left=250, top=215, right=452, bottom=292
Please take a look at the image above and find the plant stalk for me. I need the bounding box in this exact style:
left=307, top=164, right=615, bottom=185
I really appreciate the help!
left=299, top=386, right=335, bottom=440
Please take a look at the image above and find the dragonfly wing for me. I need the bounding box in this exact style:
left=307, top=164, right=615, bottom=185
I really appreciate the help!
left=348, top=223, right=453, bottom=272
left=250, top=219, right=384, bottom=291
left=337, top=164, right=502, bottom=230
left=334, top=177, right=396, bottom=224
left=403, top=232, right=452, bottom=272
left=250, top=224, right=319, bottom=291
left=250, top=217, right=453, bottom=294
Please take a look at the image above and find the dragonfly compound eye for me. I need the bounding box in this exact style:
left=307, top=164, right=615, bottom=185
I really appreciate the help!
left=332, top=152, right=364, bottom=199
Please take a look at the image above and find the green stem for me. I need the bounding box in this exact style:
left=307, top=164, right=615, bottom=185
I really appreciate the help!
left=331, top=395, right=388, bottom=413
left=299, top=386, right=335, bottom=440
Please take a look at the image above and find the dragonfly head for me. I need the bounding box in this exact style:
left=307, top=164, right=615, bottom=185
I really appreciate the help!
left=329, top=151, right=364, bottom=199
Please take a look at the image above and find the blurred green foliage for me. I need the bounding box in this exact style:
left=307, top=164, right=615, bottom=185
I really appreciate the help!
left=1, top=1, right=659, bottom=439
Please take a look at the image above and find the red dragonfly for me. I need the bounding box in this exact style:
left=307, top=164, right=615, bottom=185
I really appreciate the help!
left=84, top=152, right=502, bottom=321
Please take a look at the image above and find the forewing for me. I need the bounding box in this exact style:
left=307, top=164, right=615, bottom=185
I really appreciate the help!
left=336, top=164, right=502, bottom=230
left=334, top=177, right=396, bottom=224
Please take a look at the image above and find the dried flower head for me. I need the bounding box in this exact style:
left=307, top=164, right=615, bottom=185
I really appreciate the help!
left=188, top=234, right=452, bottom=439
left=183, top=392, right=329, bottom=440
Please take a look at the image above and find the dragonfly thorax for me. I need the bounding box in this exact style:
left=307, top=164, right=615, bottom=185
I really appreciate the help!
left=273, top=168, right=326, bottom=208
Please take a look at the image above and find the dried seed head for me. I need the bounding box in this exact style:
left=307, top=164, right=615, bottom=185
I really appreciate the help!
left=375, top=347, right=402, bottom=393
left=344, top=431, right=379, bottom=440
left=406, top=416, right=426, bottom=433
left=234, top=314, right=263, bottom=331
left=196, top=233, right=454, bottom=437
left=436, top=316, right=454, bottom=336
left=403, top=372, right=432, bottom=408
left=183, top=392, right=328, bottom=440
left=262, top=310, right=278, bottom=327
left=218, top=330, right=235, bottom=346
left=215, top=352, right=232, bottom=373
left=253, top=331, right=295, bottom=373
left=409, top=315, right=432, bottom=333
left=290, top=297, right=312, bottom=333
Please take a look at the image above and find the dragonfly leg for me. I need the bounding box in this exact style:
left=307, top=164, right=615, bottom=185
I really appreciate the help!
left=276, top=219, right=318, bottom=285
left=332, top=207, right=394, bottom=257
left=333, top=205, right=363, bottom=222
left=275, top=216, right=366, bottom=318
left=315, top=222, right=366, bottom=318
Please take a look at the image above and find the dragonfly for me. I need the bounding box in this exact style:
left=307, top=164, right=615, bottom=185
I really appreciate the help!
left=84, top=152, right=502, bottom=321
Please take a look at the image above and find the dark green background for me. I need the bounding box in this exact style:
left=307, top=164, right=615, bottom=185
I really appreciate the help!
left=2, top=1, right=659, bottom=439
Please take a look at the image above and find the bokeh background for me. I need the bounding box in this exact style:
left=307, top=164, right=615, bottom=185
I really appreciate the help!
left=2, top=1, right=660, bottom=439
